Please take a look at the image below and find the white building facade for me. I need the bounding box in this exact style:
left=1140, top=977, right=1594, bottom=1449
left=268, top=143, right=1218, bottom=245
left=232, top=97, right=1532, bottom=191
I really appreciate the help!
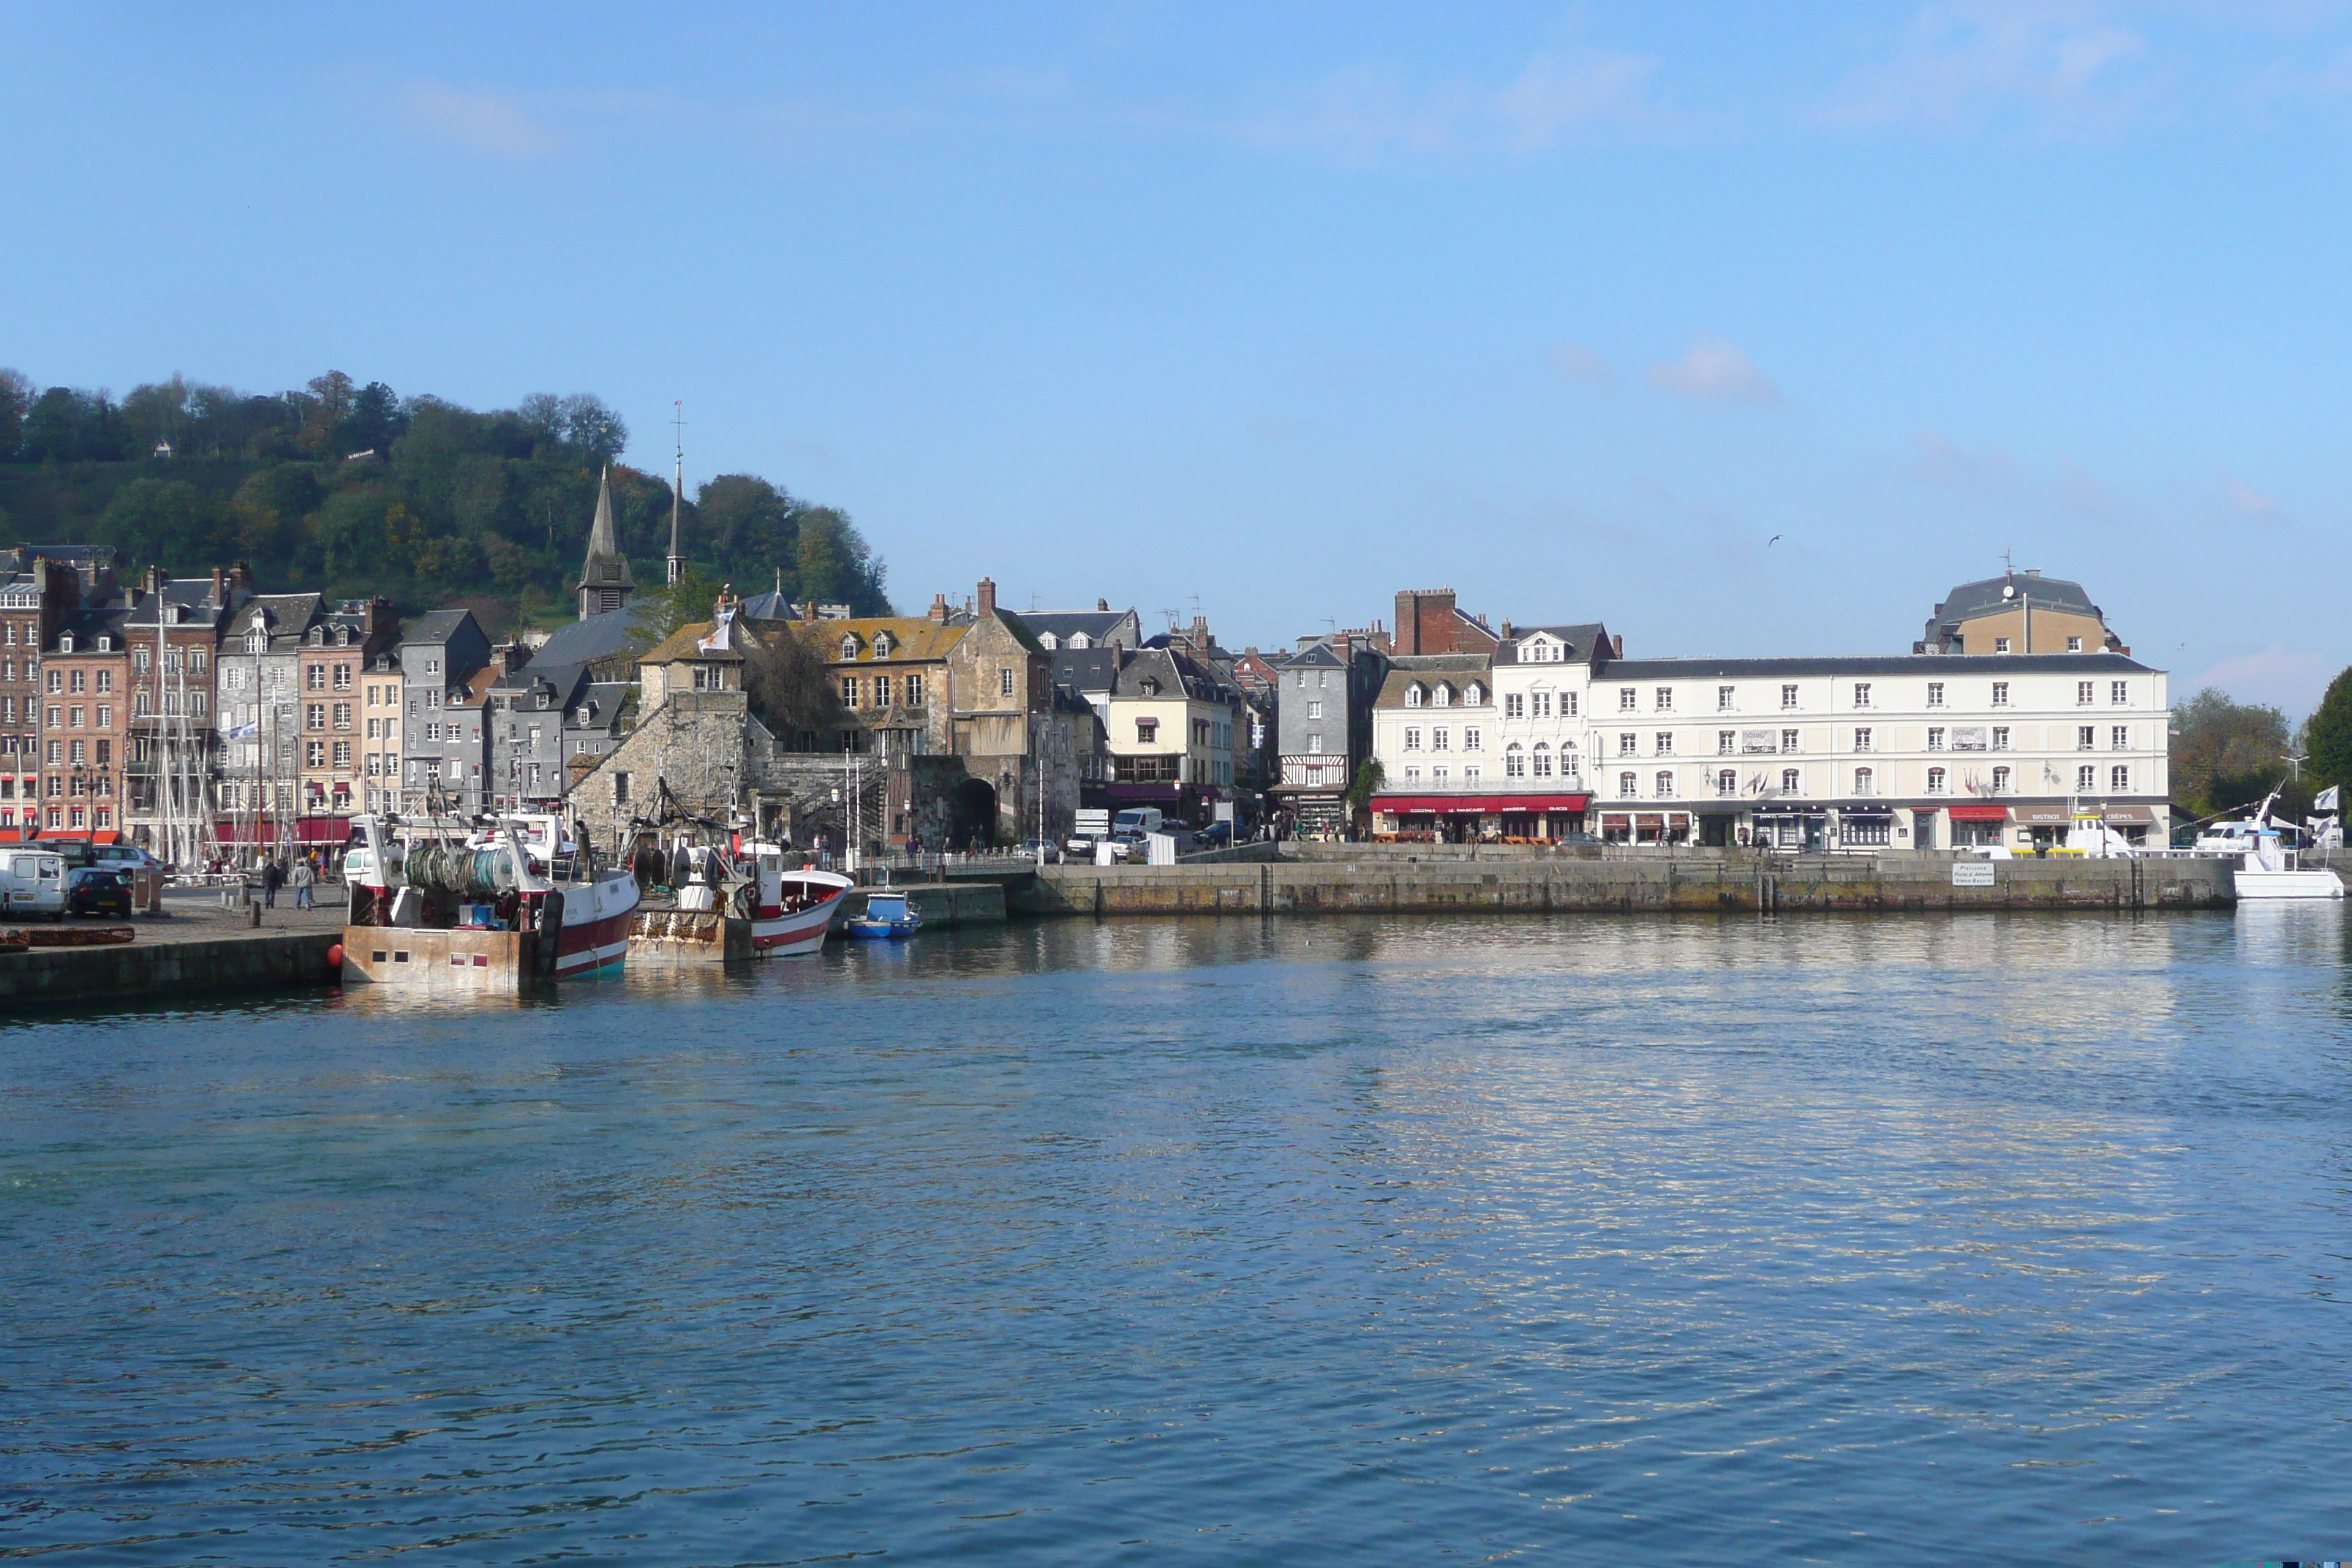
left=1372, top=641, right=2169, bottom=850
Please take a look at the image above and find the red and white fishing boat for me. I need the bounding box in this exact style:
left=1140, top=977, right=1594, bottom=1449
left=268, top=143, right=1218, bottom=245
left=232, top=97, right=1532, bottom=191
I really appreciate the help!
left=665, top=839, right=851, bottom=955
left=341, top=812, right=642, bottom=988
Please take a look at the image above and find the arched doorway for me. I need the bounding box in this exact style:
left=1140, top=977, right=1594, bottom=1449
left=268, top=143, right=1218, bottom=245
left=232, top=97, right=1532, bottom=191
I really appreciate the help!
left=951, top=777, right=998, bottom=851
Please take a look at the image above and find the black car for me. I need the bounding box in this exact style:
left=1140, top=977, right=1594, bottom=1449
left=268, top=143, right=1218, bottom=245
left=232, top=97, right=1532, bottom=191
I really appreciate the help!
left=68, top=869, right=133, bottom=920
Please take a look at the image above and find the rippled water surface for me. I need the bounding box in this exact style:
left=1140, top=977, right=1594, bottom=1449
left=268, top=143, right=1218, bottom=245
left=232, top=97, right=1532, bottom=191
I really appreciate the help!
left=5, top=909, right=2351, bottom=1564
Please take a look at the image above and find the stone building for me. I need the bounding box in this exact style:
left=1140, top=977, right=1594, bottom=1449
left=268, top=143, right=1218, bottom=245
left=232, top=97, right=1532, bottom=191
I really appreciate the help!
left=121, top=568, right=246, bottom=852
left=1269, top=633, right=1387, bottom=835
left=216, top=593, right=320, bottom=837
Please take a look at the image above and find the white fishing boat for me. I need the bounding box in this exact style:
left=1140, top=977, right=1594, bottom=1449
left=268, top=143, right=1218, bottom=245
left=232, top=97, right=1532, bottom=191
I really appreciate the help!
left=341, top=812, right=642, bottom=987
left=658, top=839, right=851, bottom=956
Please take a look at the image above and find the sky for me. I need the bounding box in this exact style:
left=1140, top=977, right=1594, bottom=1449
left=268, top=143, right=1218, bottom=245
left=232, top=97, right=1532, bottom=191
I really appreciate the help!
left=5, top=2, right=2351, bottom=713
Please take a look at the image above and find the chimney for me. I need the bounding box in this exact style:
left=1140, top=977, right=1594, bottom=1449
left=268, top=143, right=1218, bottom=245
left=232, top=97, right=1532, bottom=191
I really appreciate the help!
left=1096, top=598, right=1109, bottom=613
left=1613, top=634, right=1624, bottom=657
left=495, top=641, right=531, bottom=677
left=231, top=561, right=255, bottom=589
left=929, top=592, right=949, bottom=623
left=1501, top=619, right=1513, bottom=639
left=976, top=578, right=997, bottom=619
left=210, top=566, right=225, bottom=606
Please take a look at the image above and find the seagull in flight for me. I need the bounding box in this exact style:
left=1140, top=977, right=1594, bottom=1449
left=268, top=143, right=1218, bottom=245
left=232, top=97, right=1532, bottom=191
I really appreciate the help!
left=1767, top=535, right=1783, bottom=546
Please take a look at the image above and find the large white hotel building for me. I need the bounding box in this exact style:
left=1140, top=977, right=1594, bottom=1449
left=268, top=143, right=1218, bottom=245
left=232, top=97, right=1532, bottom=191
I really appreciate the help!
left=1366, top=573, right=2168, bottom=851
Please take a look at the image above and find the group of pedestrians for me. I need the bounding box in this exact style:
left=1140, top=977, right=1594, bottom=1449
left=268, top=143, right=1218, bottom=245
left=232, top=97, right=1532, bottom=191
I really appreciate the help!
left=257, top=850, right=323, bottom=911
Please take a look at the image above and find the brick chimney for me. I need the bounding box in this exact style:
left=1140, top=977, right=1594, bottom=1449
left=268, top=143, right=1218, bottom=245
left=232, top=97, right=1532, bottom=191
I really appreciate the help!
left=210, top=565, right=225, bottom=606
left=1613, top=634, right=1624, bottom=657
left=1096, top=598, right=1109, bottom=612
left=976, top=577, right=997, bottom=619
left=494, top=641, right=531, bottom=677
left=929, top=592, right=949, bottom=623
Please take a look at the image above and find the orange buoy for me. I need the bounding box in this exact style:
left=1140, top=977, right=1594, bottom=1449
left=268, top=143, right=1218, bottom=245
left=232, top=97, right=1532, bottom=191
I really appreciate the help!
left=327, top=943, right=344, bottom=968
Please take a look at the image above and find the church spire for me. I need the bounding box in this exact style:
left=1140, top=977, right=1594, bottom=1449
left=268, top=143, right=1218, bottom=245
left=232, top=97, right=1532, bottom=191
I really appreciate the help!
left=666, top=401, right=686, bottom=587
left=573, top=464, right=637, bottom=621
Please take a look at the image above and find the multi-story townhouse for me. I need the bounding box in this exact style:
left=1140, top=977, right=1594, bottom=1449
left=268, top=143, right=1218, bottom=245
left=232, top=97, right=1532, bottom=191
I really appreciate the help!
left=35, top=608, right=132, bottom=836
left=216, top=593, right=320, bottom=845
left=1, top=560, right=74, bottom=834
left=122, top=569, right=246, bottom=855
left=1270, top=634, right=1387, bottom=835
left=291, top=600, right=399, bottom=829
left=1020, top=601, right=1142, bottom=653
left=488, top=647, right=594, bottom=810
left=396, top=609, right=491, bottom=815
left=358, top=651, right=402, bottom=815
left=1104, top=644, right=1235, bottom=817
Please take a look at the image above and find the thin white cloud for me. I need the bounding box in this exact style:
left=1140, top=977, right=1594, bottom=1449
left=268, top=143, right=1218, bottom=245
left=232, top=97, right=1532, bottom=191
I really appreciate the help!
left=1910, top=429, right=2021, bottom=494
left=1234, top=48, right=1670, bottom=159
left=2224, top=475, right=2282, bottom=519
left=1816, top=1, right=2151, bottom=134
left=1647, top=336, right=1780, bottom=405
left=399, top=81, right=561, bottom=157
left=1548, top=340, right=1614, bottom=385
left=2191, top=644, right=2331, bottom=712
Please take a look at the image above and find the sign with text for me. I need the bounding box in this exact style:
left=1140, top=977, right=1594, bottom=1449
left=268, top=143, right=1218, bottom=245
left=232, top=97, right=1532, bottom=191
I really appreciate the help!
left=1951, top=861, right=1997, bottom=886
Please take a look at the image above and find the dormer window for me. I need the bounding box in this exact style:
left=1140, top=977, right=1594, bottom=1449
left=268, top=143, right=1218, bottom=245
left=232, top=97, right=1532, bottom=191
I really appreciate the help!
left=1139, top=678, right=1159, bottom=698
left=247, top=630, right=265, bottom=655
left=1433, top=683, right=1453, bottom=707
left=338, top=627, right=352, bottom=647
left=873, top=630, right=894, bottom=657
left=96, top=636, right=110, bottom=652
left=59, top=633, right=74, bottom=653
left=1070, top=633, right=1090, bottom=649
left=1405, top=684, right=1424, bottom=707
left=1038, top=632, right=1058, bottom=650
left=840, top=635, right=859, bottom=660
left=310, top=628, right=324, bottom=647
left=1463, top=682, right=1484, bottom=705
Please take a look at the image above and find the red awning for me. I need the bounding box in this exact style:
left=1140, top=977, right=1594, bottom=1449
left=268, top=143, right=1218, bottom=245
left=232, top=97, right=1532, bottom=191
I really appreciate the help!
left=1945, top=804, right=2010, bottom=822
left=1373, top=794, right=1591, bottom=814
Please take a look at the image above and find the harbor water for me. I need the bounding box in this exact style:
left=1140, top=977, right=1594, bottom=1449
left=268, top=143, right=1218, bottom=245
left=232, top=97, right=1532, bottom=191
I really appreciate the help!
left=4, top=909, right=2349, bottom=1564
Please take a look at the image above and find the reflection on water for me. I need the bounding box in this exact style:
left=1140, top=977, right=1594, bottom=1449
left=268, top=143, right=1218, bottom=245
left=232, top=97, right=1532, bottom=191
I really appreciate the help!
left=4, top=911, right=2350, bottom=1565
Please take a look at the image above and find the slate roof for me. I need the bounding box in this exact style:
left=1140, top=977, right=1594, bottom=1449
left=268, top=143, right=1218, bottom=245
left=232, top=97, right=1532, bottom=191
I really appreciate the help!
left=1373, top=654, right=1492, bottom=708
left=491, top=658, right=590, bottom=706
left=402, top=609, right=475, bottom=644
left=1112, top=646, right=1220, bottom=701
left=529, top=603, right=655, bottom=668
left=1050, top=646, right=1125, bottom=694
left=222, top=593, right=323, bottom=654
left=1930, top=573, right=2101, bottom=624
left=1495, top=622, right=1610, bottom=665
left=1015, top=609, right=1131, bottom=647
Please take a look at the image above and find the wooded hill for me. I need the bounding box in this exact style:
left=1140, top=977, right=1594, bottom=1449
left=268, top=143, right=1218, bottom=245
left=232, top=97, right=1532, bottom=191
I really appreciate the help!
left=0, top=369, right=892, bottom=632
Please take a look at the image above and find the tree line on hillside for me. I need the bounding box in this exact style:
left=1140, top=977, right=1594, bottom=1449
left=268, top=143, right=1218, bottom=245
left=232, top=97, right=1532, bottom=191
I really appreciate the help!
left=0, top=367, right=890, bottom=628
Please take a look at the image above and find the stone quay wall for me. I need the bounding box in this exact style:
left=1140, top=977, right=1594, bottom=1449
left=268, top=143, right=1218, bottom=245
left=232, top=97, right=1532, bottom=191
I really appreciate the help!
left=1016, top=852, right=2234, bottom=917
left=0, top=930, right=344, bottom=1009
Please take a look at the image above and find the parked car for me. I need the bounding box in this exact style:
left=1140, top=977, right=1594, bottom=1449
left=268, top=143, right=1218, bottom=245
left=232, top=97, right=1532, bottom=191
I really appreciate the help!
left=67, top=868, right=133, bottom=920
left=1, top=849, right=69, bottom=921
left=1195, top=821, right=1235, bottom=848
left=1014, top=837, right=1063, bottom=864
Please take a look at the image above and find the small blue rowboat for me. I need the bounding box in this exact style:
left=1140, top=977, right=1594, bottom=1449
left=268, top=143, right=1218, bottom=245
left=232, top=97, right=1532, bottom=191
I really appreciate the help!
left=845, top=890, right=923, bottom=940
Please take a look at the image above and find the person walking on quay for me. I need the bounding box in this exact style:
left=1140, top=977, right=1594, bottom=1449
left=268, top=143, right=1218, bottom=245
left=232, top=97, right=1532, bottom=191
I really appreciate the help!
left=290, top=854, right=315, bottom=911
left=262, top=856, right=282, bottom=909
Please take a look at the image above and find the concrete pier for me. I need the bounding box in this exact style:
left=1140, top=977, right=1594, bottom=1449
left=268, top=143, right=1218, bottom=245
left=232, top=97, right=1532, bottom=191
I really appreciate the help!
left=1, top=889, right=347, bottom=1009
left=1014, top=848, right=2234, bottom=917
left=833, top=881, right=1008, bottom=930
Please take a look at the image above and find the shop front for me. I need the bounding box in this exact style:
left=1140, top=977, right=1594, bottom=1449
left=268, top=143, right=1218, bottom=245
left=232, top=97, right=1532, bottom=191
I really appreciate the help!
left=2010, top=802, right=2159, bottom=849
left=1371, top=792, right=1589, bottom=844
left=1597, top=809, right=1695, bottom=845
left=1942, top=802, right=2008, bottom=848
left=1833, top=805, right=1895, bottom=848
left=1752, top=809, right=1825, bottom=851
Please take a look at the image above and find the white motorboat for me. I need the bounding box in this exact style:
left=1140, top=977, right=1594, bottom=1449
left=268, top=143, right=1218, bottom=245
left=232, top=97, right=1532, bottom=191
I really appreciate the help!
left=657, top=839, right=853, bottom=957
left=2196, top=786, right=2344, bottom=900
left=2233, top=831, right=2344, bottom=900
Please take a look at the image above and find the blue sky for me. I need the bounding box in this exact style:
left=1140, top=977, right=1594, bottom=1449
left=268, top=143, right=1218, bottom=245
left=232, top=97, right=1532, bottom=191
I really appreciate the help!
left=7, top=4, right=2352, bottom=711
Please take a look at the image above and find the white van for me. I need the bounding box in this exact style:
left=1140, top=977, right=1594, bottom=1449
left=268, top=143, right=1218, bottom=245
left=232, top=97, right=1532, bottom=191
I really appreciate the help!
left=1112, top=807, right=1164, bottom=837
left=1, top=850, right=67, bottom=921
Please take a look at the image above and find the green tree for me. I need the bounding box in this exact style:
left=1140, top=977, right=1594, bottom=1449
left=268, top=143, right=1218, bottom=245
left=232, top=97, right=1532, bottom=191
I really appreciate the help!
left=0, top=368, right=29, bottom=458
left=1343, top=758, right=1385, bottom=815
left=2306, top=666, right=2352, bottom=792
left=2170, top=687, right=2295, bottom=818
